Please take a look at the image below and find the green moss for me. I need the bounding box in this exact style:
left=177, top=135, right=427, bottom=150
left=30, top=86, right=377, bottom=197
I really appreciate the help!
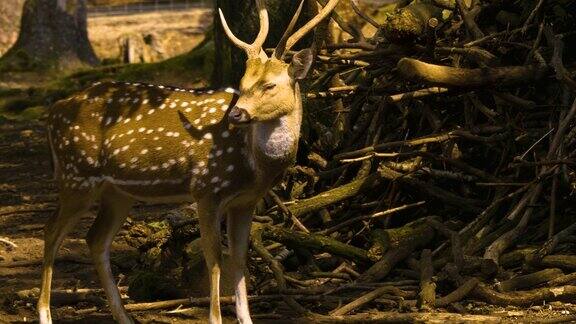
left=114, top=38, right=215, bottom=84
left=0, top=105, right=45, bottom=121
left=0, top=88, right=25, bottom=98
left=0, top=49, right=61, bottom=73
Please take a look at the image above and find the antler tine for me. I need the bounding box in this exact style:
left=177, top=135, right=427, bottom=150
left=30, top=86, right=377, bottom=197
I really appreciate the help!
left=218, top=8, right=252, bottom=53
left=283, top=0, right=341, bottom=55
left=218, top=0, right=269, bottom=59
left=251, top=0, right=270, bottom=55
left=273, top=0, right=305, bottom=59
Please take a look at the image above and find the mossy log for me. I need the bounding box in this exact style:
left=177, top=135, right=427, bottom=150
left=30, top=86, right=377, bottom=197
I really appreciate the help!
left=498, top=268, right=564, bottom=292
left=358, top=217, right=437, bottom=283
left=432, top=255, right=498, bottom=278
left=397, top=58, right=549, bottom=88
left=473, top=283, right=576, bottom=306
left=287, top=171, right=383, bottom=218
left=435, top=277, right=479, bottom=307
left=261, top=224, right=372, bottom=263
left=14, top=287, right=113, bottom=307
left=499, top=247, right=537, bottom=269
left=537, top=255, right=576, bottom=271
left=329, top=286, right=405, bottom=316
left=417, top=249, right=436, bottom=309
left=381, top=0, right=446, bottom=43
left=500, top=249, right=576, bottom=272
left=548, top=272, right=576, bottom=287
left=370, top=218, right=437, bottom=259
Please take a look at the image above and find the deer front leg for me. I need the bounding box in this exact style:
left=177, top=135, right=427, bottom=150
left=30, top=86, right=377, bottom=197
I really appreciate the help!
left=86, top=187, right=135, bottom=324
left=38, top=191, right=94, bottom=324
left=198, top=198, right=224, bottom=324
left=226, top=206, right=255, bottom=324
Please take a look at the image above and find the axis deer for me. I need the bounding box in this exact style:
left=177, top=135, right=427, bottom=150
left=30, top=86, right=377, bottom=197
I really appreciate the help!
left=38, top=0, right=340, bottom=323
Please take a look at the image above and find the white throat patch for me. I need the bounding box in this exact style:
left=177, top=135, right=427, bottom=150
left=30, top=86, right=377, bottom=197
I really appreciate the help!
left=253, top=115, right=297, bottom=159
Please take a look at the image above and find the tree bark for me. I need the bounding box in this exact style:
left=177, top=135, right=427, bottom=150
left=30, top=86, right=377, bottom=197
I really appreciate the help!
left=1, top=0, right=98, bottom=71
left=0, top=0, right=25, bottom=56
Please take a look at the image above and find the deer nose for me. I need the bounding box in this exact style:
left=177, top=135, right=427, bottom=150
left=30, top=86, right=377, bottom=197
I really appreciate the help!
left=228, top=106, right=251, bottom=124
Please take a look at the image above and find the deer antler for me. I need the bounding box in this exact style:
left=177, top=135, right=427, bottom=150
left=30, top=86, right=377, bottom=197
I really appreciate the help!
left=275, top=0, right=341, bottom=58
left=273, top=0, right=305, bottom=59
left=218, top=0, right=269, bottom=59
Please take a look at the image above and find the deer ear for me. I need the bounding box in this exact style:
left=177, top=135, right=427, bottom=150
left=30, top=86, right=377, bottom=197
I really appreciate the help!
left=288, top=48, right=313, bottom=80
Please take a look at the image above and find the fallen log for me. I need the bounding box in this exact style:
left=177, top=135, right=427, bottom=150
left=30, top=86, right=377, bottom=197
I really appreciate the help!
left=287, top=171, right=382, bottom=218
left=397, top=58, right=548, bottom=87
left=310, top=311, right=501, bottom=323
left=497, top=268, right=564, bottom=292
left=358, top=217, right=437, bottom=282
left=329, top=286, right=404, bottom=316
left=417, top=249, right=436, bottom=309
left=260, top=224, right=372, bottom=263
left=473, top=283, right=576, bottom=306
left=548, top=272, right=576, bottom=287
left=435, top=277, right=479, bottom=307
left=538, top=255, right=576, bottom=271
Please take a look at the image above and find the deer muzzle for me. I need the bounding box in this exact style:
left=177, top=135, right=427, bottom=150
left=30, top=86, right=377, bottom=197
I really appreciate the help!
left=228, top=106, right=252, bottom=125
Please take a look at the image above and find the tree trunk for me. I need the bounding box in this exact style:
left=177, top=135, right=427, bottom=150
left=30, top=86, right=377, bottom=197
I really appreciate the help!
left=0, top=0, right=98, bottom=71
left=0, top=0, right=25, bottom=56
left=212, top=0, right=315, bottom=87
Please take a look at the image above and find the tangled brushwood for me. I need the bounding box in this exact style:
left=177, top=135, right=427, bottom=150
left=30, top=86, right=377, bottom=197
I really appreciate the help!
left=122, top=0, right=576, bottom=321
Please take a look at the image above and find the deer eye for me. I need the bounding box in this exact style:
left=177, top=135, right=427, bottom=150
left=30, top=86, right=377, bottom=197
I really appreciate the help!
left=263, top=83, right=276, bottom=91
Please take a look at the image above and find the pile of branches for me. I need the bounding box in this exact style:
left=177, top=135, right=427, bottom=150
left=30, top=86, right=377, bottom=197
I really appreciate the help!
left=125, top=0, right=576, bottom=321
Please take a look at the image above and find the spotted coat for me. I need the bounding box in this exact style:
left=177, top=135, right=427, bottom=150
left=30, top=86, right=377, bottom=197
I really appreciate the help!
left=47, top=81, right=261, bottom=201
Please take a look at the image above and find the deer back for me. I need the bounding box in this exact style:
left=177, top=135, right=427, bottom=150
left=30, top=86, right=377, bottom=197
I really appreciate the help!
left=47, top=81, right=267, bottom=201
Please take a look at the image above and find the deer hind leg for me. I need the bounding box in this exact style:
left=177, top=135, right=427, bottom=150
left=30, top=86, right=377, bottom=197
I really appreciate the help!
left=226, top=206, right=255, bottom=324
left=86, top=186, right=135, bottom=324
left=198, top=198, right=224, bottom=324
left=38, top=190, right=94, bottom=324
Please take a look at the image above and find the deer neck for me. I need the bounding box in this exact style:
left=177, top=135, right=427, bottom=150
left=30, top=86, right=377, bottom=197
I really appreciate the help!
left=248, top=83, right=302, bottom=169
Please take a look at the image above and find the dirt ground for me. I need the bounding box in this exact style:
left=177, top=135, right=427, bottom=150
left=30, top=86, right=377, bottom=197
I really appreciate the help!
left=0, top=120, right=231, bottom=323
left=1, top=119, right=576, bottom=323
